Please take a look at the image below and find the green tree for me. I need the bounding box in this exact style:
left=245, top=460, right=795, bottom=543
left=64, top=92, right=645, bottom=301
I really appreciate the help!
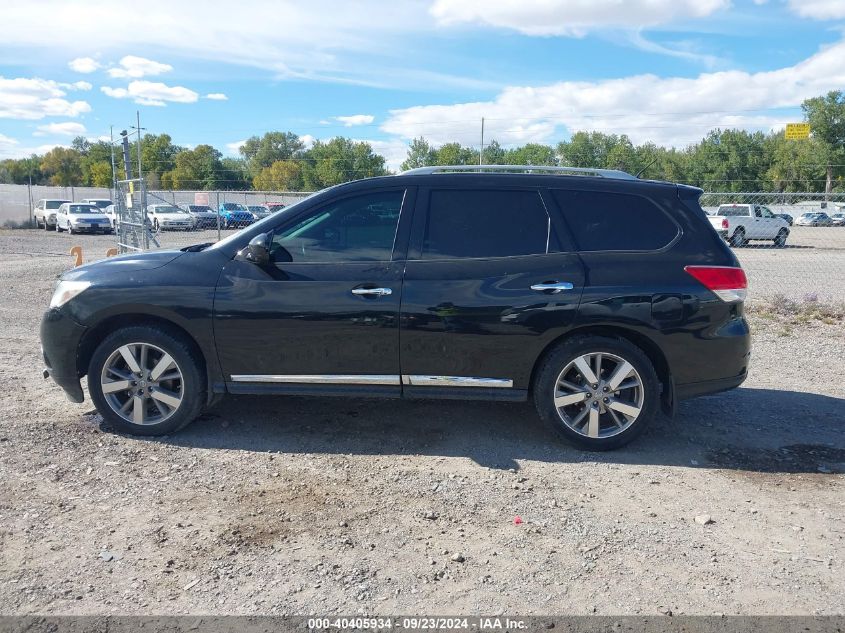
left=40, top=147, right=83, bottom=186
left=480, top=139, right=506, bottom=164
left=686, top=129, right=769, bottom=192
left=802, top=91, right=845, bottom=194
left=434, top=142, right=478, bottom=165
left=88, top=161, right=114, bottom=188
left=302, top=138, right=388, bottom=189
left=400, top=137, right=437, bottom=171
left=168, top=145, right=224, bottom=189
left=140, top=133, right=182, bottom=188
left=239, top=132, right=305, bottom=178
left=505, top=143, right=557, bottom=166
left=253, top=160, right=304, bottom=190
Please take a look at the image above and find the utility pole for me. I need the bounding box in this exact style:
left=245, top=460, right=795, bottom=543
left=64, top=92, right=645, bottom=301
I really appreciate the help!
left=479, top=117, right=485, bottom=165
left=120, top=130, right=132, bottom=180
left=109, top=126, right=117, bottom=194
left=131, top=111, right=146, bottom=182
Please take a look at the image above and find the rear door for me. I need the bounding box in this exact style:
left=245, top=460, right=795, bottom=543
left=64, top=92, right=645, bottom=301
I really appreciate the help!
left=399, top=186, right=585, bottom=397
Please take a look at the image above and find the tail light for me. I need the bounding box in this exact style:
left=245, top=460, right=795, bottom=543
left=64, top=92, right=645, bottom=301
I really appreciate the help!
left=721, top=218, right=729, bottom=229
left=684, top=265, right=747, bottom=303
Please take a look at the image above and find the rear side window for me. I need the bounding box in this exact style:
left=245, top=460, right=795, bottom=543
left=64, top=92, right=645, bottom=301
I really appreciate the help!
left=552, top=189, right=678, bottom=252
left=422, top=190, right=549, bottom=259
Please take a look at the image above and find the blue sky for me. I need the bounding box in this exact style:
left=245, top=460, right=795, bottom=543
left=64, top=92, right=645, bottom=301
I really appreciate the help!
left=1, top=0, right=844, bottom=169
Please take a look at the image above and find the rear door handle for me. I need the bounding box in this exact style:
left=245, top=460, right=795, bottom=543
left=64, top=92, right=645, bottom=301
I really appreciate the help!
left=530, top=281, right=574, bottom=294
left=351, top=287, right=393, bottom=297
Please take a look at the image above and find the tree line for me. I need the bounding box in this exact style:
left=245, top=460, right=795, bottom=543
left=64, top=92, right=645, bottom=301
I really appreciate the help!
left=1, top=91, right=843, bottom=193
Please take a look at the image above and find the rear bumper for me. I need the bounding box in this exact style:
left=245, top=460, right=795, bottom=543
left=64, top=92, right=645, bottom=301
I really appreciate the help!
left=40, top=308, right=87, bottom=403
left=675, top=371, right=747, bottom=400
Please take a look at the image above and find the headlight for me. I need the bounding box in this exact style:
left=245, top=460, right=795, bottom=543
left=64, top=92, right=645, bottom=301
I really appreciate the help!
left=50, top=280, right=91, bottom=309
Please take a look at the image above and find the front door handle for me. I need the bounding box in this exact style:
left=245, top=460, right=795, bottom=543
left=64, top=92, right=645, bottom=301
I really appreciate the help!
left=530, top=281, right=574, bottom=294
left=351, top=287, right=393, bottom=297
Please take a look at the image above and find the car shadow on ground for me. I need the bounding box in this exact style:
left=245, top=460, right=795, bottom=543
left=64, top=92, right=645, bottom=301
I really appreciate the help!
left=120, top=387, right=845, bottom=475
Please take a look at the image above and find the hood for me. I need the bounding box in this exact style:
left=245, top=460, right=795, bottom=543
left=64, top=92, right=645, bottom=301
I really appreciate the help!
left=155, top=213, right=191, bottom=221
left=70, top=213, right=109, bottom=221
left=63, top=250, right=184, bottom=280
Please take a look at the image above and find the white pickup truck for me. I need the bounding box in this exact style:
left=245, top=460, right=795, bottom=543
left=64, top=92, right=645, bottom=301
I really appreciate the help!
left=709, top=203, right=790, bottom=247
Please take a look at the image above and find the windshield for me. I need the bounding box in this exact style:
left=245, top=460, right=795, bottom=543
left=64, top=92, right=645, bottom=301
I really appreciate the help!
left=153, top=206, right=186, bottom=214
left=189, top=205, right=212, bottom=212
left=222, top=203, right=247, bottom=211
left=249, top=206, right=267, bottom=212
left=68, top=204, right=101, bottom=214
left=46, top=200, right=69, bottom=210
left=87, top=200, right=112, bottom=209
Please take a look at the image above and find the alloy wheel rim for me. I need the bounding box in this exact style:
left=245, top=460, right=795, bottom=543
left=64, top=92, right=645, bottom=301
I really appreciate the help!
left=100, top=342, right=184, bottom=426
left=553, top=352, right=644, bottom=439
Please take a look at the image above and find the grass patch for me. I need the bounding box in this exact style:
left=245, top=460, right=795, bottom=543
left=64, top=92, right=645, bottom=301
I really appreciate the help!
left=747, top=294, right=845, bottom=326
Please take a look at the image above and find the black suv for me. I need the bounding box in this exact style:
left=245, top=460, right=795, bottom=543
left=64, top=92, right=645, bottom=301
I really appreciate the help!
left=41, top=166, right=750, bottom=450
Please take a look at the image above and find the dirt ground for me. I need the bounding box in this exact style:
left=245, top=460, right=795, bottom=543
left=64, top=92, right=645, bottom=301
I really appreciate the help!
left=0, top=230, right=843, bottom=616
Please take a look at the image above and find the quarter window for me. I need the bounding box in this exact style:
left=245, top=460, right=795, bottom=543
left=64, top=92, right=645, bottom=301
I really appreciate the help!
left=422, top=190, right=550, bottom=259
left=270, top=190, right=404, bottom=263
left=552, top=189, right=678, bottom=252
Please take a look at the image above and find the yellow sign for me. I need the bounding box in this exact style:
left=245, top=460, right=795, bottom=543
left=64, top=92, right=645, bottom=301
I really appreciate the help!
left=129, top=181, right=135, bottom=194
left=785, top=123, right=810, bottom=140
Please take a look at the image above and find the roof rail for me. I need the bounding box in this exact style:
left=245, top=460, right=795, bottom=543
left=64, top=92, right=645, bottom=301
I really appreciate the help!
left=400, top=164, right=638, bottom=180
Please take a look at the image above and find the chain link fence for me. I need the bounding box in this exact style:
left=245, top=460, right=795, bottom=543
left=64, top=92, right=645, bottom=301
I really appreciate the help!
left=2, top=183, right=844, bottom=301
left=699, top=192, right=845, bottom=301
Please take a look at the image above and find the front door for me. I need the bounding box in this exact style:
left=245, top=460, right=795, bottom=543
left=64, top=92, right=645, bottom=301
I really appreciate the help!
left=214, top=187, right=413, bottom=396
left=399, top=187, right=585, bottom=397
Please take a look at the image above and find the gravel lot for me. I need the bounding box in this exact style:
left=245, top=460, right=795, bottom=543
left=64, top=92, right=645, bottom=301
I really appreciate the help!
left=0, top=229, right=843, bottom=616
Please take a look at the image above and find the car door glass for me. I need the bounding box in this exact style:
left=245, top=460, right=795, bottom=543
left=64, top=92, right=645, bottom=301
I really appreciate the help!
left=421, top=190, right=550, bottom=259
left=754, top=207, right=762, bottom=218
left=270, top=190, right=404, bottom=263
left=761, top=207, right=774, bottom=218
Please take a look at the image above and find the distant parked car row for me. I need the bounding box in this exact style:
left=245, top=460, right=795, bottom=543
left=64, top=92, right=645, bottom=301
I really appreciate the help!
left=34, top=198, right=290, bottom=234
left=795, top=211, right=845, bottom=226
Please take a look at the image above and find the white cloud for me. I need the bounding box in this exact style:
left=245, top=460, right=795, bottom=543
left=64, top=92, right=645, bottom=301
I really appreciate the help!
left=101, top=80, right=199, bottom=106
left=788, top=0, right=845, bottom=19
left=301, top=134, right=316, bottom=148
left=107, top=55, right=173, bottom=79
left=359, top=138, right=409, bottom=172
left=34, top=121, right=87, bottom=137
left=0, top=133, right=20, bottom=157
left=205, top=92, right=228, bottom=100
left=335, top=114, right=375, bottom=127
left=0, top=2, right=468, bottom=90
left=68, top=57, right=100, bottom=73
left=225, top=139, right=247, bottom=155
left=59, top=81, right=93, bottom=91
left=429, top=0, right=730, bottom=36
left=0, top=76, right=91, bottom=120
left=382, top=38, right=845, bottom=148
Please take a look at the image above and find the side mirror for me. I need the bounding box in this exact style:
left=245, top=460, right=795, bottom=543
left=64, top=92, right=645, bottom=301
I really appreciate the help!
left=240, top=232, right=271, bottom=266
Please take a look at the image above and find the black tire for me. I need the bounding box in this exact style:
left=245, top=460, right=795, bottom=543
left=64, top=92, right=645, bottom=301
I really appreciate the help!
left=774, top=228, right=788, bottom=247
left=88, top=325, right=206, bottom=436
left=68, top=222, right=75, bottom=235
left=729, top=228, right=746, bottom=247
left=56, top=221, right=63, bottom=232
left=153, top=219, right=160, bottom=231
left=533, top=335, right=660, bottom=451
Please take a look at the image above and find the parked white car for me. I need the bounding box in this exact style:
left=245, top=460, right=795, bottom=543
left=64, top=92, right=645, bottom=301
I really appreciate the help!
left=55, top=203, right=113, bottom=234
left=178, top=204, right=218, bottom=229
left=709, top=203, right=790, bottom=247
left=146, top=204, right=194, bottom=231
left=33, top=199, right=71, bottom=229
left=80, top=198, right=113, bottom=211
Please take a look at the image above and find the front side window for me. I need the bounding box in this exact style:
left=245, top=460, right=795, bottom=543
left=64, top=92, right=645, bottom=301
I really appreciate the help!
left=270, top=190, right=404, bottom=263
left=421, top=189, right=550, bottom=259
left=46, top=200, right=66, bottom=210
left=553, top=189, right=678, bottom=252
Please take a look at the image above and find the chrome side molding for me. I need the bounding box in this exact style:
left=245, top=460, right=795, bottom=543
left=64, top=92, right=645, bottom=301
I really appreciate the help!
left=402, top=375, right=513, bottom=388
left=230, top=374, right=400, bottom=385
left=230, top=374, right=514, bottom=388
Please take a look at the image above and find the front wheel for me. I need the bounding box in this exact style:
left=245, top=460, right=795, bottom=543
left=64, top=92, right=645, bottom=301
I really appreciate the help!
left=533, top=336, right=660, bottom=451
left=68, top=222, right=75, bottom=235
left=774, top=228, right=788, bottom=247
left=88, top=325, right=206, bottom=436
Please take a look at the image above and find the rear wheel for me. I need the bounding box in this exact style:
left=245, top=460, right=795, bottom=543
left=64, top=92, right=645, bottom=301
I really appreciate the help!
left=729, top=228, right=746, bottom=247
left=533, top=336, right=660, bottom=450
left=774, top=228, right=788, bottom=247
left=88, top=325, right=206, bottom=436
